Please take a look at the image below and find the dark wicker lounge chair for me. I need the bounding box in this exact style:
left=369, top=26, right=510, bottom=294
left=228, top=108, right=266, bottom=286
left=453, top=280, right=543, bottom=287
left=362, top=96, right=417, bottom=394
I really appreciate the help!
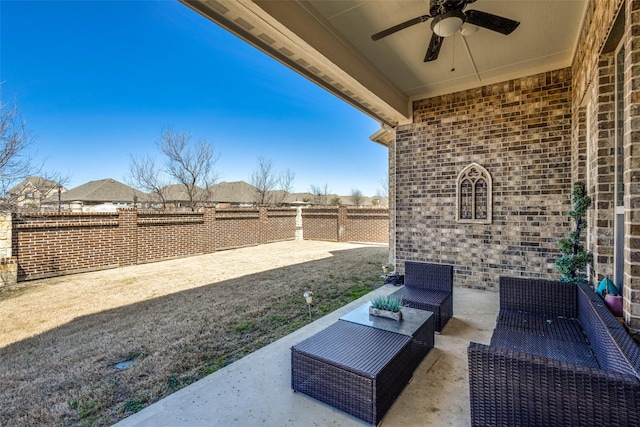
left=390, top=261, right=453, bottom=332
left=468, top=277, right=640, bottom=426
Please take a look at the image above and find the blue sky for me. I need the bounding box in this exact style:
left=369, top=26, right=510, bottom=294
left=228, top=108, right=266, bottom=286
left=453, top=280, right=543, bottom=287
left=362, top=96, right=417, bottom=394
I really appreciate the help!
left=1, top=0, right=387, bottom=196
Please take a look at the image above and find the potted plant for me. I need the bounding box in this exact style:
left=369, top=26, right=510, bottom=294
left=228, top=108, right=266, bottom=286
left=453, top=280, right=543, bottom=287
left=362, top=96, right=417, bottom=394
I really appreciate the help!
left=369, top=294, right=403, bottom=321
left=556, top=181, right=593, bottom=283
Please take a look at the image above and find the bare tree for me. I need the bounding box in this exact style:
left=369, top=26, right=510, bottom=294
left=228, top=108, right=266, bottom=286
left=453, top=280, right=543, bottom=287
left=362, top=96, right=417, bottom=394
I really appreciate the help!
left=251, top=157, right=277, bottom=205
left=250, top=157, right=295, bottom=206
left=127, top=154, right=168, bottom=209
left=273, top=168, right=295, bottom=206
left=0, top=101, right=70, bottom=212
left=350, top=188, right=364, bottom=207
left=310, top=183, right=330, bottom=206
left=377, top=175, right=389, bottom=198
left=160, top=127, right=219, bottom=211
left=0, top=101, right=34, bottom=205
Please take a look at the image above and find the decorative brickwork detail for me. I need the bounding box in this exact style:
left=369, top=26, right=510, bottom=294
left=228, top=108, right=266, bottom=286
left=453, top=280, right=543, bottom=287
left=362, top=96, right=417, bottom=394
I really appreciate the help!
left=394, top=69, right=573, bottom=289
left=456, top=163, right=492, bottom=224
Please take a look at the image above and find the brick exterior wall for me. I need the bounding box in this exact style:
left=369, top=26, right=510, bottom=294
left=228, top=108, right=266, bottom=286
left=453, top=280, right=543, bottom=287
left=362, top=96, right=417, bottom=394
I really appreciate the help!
left=390, top=0, right=640, bottom=334
left=625, top=0, right=640, bottom=335
left=568, top=0, right=640, bottom=334
left=11, top=206, right=387, bottom=281
left=392, top=69, right=573, bottom=290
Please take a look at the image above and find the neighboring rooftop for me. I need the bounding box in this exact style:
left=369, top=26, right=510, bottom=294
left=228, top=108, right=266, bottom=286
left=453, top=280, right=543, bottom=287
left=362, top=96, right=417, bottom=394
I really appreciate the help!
left=59, top=178, right=146, bottom=203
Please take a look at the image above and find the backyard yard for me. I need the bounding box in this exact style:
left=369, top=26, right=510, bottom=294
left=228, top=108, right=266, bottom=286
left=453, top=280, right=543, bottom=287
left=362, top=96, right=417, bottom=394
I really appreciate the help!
left=0, top=240, right=388, bottom=426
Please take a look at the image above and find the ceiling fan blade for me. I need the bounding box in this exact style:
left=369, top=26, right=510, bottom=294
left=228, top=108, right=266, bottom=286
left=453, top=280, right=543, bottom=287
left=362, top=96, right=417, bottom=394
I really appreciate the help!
left=424, top=33, right=444, bottom=62
left=464, top=9, right=519, bottom=35
left=371, top=15, right=431, bottom=41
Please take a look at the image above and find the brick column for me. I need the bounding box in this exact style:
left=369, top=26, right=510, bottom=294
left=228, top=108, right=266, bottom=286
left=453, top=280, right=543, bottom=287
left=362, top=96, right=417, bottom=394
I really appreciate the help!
left=259, top=205, right=268, bottom=245
left=118, top=208, right=138, bottom=267
left=203, top=206, right=216, bottom=253
left=338, top=205, right=348, bottom=242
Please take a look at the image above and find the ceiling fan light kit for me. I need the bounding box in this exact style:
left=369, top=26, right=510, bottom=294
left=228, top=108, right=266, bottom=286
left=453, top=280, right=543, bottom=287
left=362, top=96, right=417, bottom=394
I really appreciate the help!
left=460, top=23, right=479, bottom=37
left=432, top=10, right=464, bottom=37
left=371, top=0, right=519, bottom=62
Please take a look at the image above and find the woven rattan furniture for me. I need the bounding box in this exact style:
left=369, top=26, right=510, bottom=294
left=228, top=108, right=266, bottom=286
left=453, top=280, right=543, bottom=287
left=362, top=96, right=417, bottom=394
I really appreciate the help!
left=292, top=308, right=434, bottom=425
left=340, top=303, right=435, bottom=371
left=390, top=261, right=453, bottom=332
left=468, top=277, right=640, bottom=426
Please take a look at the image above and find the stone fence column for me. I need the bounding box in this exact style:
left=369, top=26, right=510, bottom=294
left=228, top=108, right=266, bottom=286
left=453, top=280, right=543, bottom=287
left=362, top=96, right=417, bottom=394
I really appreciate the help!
left=338, top=205, right=348, bottom=242
left=0, top=213, right=17, bottom=287
left=295, top=207, right=303, bottom=241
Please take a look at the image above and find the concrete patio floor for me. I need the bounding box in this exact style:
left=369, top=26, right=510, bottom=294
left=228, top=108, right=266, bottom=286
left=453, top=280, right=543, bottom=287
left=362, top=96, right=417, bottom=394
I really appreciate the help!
left=115, top=284, right=499, bottom=427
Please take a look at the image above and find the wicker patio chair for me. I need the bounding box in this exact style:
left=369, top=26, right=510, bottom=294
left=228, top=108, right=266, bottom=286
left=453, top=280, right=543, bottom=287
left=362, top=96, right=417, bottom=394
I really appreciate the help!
left=390, top=261, right=453, bottom=332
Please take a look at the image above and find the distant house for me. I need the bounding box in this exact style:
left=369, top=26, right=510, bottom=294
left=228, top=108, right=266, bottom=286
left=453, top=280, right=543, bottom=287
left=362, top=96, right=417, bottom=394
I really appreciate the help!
left=7, top=176, right=66, bottom=211
left=52, top=178, right=146, bottom=212
left=279, top=192, right=387, bottom=207
left=210, top=181, right=258, bottom=207
left=156, top=184, right=210, bottom=210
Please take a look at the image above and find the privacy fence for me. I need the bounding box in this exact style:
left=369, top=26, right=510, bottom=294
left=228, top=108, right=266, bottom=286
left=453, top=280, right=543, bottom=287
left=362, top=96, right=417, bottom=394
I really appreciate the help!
left=0, top=206, right=388, bottom=283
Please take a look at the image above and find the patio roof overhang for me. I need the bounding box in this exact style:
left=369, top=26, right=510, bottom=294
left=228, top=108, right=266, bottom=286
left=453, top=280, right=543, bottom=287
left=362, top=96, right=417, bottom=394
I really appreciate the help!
left=180, top=0, right=589, bottom=138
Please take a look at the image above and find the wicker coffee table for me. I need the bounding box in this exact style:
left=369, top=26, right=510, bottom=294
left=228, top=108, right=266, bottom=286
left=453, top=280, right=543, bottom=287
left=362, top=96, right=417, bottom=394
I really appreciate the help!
left=291, top=305, right=434, bottom=425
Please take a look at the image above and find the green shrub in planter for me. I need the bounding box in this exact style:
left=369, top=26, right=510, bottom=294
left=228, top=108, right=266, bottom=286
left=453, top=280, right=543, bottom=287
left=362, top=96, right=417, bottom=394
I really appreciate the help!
left=370, top=295, right=402, bottom=313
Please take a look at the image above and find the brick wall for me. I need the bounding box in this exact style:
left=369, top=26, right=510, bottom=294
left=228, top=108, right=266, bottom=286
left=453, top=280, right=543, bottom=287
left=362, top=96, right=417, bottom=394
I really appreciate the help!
left=214, top=209, right=261, bottom=249
left=302, top=208, right=339, bottom=241
left=302, top=206, right=389, bottom=243
left=568, top=0, right=640, bottom=334
left=345, top=208, right=389, bottom=243
left=11, top=206, right=387, bottom=281
left=393, top=69, right=573, bottom=290
left=13, top=213, right=121, bottom=279
left=137, top=212, right=206, bottom=263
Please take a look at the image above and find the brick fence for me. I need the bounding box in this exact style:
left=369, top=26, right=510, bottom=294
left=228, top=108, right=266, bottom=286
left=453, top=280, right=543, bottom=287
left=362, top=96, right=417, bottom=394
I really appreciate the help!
left=0, top=206, right=388, bottom=283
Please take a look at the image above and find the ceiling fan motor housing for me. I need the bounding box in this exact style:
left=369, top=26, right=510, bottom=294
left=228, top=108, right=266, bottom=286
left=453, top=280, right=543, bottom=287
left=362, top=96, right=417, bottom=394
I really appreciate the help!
left=430, top=0, right=476, bottom=17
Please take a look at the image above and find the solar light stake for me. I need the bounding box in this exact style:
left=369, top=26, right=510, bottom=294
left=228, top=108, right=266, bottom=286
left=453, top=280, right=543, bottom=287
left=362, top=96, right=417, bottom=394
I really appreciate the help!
left=303, top=291, right=313, bottom=319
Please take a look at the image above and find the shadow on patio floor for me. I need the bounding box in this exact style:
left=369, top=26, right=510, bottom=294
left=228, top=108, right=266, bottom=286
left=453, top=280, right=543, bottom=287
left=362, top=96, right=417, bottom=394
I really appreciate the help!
left=114, top=285, right=498, bottom=427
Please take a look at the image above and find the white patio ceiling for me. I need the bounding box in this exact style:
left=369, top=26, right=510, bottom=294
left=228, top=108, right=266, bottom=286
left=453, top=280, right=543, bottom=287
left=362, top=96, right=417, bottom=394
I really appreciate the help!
left=181, top=0, right=589, bottom=129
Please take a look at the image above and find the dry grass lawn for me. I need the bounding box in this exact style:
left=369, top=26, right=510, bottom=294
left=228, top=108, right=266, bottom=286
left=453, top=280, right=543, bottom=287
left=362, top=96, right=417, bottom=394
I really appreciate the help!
left=0, top=240, right=388, bottom=426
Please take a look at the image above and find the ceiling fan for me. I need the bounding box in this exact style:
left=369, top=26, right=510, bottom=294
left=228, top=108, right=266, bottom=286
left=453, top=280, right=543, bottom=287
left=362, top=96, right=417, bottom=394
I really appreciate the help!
left=371, top=0, right=520, bottom=62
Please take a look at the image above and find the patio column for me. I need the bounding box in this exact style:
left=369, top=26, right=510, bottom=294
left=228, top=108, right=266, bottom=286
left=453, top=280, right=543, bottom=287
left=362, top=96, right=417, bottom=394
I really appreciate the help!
left=624, top=0, right=640, bottom=338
